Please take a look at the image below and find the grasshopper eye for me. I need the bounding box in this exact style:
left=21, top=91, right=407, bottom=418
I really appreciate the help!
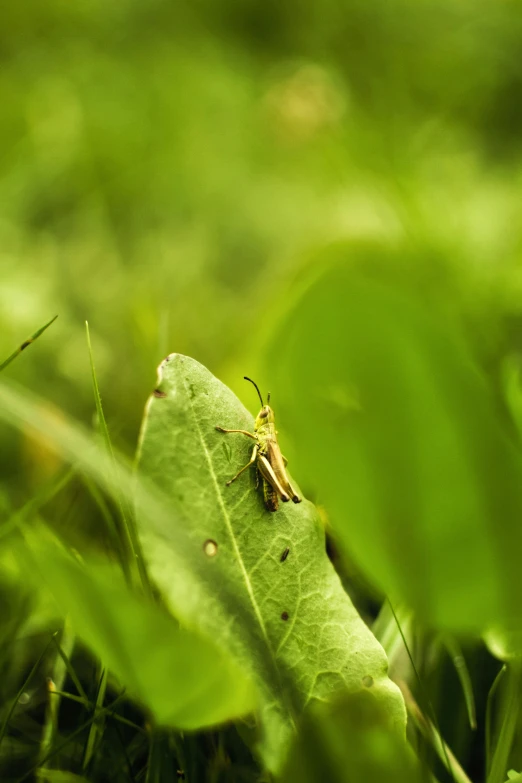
left=259, top=409, right=268, bottom=418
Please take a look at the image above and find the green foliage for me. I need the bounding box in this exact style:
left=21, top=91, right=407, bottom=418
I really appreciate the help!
left=280, top=691, right=423, bottom=783
left=268, top=259, right=522, bottom=632
left=4, top=0, right=522, bottom=779
left=36, top=772, right=91, bottom=783
left=135, top=354, right=406, bottom=771
left=19, top=534, right=256, bottom=729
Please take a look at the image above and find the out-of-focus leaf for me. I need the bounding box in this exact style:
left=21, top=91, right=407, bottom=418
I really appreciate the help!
left=135, top=354, right=406, bottom=772
left=36, top=771, right=91, bottom=783
left=485, top=627, right=522, bottom=663
left=20, top=535, right=255, bottom=730
left=268, top=262, right=522, bottom=631
left=279, top=690, right=424, bottom=783
left=503, top=355, right=522, bottom=443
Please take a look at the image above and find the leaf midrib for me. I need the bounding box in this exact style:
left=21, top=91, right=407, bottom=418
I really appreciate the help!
left=180, top=371, right=297, bottom=730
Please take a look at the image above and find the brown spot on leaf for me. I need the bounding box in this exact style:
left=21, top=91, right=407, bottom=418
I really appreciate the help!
left=153, top=389, right=167, bottom=398
left=280, top=547, right=290, bottom=562
left=20, top=340, right=32, bottom=351
left=281, top=611, right=289, bottom=621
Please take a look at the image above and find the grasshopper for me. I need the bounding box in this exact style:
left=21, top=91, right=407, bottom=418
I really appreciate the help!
left=216, top=377, right=301, bottom=512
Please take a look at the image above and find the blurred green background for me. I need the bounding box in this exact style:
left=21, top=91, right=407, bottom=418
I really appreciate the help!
left=4, top=0, right=522, bottom=485
left=4, top=2, right=522, bottom=780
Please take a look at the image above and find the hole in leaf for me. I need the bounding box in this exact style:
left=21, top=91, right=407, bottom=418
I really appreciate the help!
left=203, top=539, right=218, bottom=557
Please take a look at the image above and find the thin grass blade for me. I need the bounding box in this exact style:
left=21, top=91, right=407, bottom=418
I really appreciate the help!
left=487, top=664, right=521, bottom=783
left=0, top=636, right=54, bottom=751
left=0, top=315, right=57, bottom=372
left=85, top=321, right=148, bottom=592
left=442, top=635, right=477, bottom=730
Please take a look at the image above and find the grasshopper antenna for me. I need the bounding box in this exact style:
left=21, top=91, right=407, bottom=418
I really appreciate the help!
left=267, top=392, right=271, bottom=404
left=244, top=376, right=264, bottom=407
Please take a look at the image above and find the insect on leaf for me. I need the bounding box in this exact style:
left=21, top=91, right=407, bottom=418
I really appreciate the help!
left=135, top=354, right=406, bottom=773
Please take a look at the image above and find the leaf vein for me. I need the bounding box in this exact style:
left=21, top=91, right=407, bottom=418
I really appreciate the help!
left=181, top=374, right=297, bottom=729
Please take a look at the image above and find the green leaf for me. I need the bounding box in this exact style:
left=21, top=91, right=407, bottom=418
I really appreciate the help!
left=485, top=626, right=522, bottom=662
left=502, top=355, right=522, bottom=443
left=268, top=264, right=522, bottom=632
left=279, top=690, right=424, bottom=783
left=20, top=534, right=255, bottom=730
left=135, top=354, right=406, bottom=773
left=36, top=772, right=91, bottom=783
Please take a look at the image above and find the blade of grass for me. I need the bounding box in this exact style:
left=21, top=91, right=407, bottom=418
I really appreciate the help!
left=372, top=601, right=414, bottom=677
left=487, top=663, right=521, bottom=783
left=82, top=667, right=108, bottom=772
left=442, top=635, right=477, bottom=730
left=0, top=378, right=183, bottom=598
left=0, top=636, right=55, bottom=752
left=81, top=474, right=128, bottom=574
left=52, top=691, right=145, bottom=733
left=146, top=730, right=185, bottom=783
left=39, top=620, right=77, bottom=769
left=0, top=315, right=58, bottom=372
left=399, top=680, right=472, bottom=783
left=85, top=321, right=116, bottom=460
left=85, top=322, right=148, bottom=592
left=16, top=691, right=128, bottom=783
left=111, top=719, right=136, bottom=783
left=486, top=665, right=507, bottom=778
left=51, top=691, right=90, bottom=707
left=50, top=633, right=89, bottom=704
left=388, top=601, right=458, bottom=783
left=170, top=734, right=188, bottom=783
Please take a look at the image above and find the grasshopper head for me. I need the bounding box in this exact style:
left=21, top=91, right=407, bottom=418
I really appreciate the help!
left=255, top=404, right=275, bottom=430
left=244, top=377, right=275, bottom=429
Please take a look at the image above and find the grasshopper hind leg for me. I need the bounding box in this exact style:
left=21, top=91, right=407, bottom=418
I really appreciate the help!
left=287, top=480, right=301, bottom=504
